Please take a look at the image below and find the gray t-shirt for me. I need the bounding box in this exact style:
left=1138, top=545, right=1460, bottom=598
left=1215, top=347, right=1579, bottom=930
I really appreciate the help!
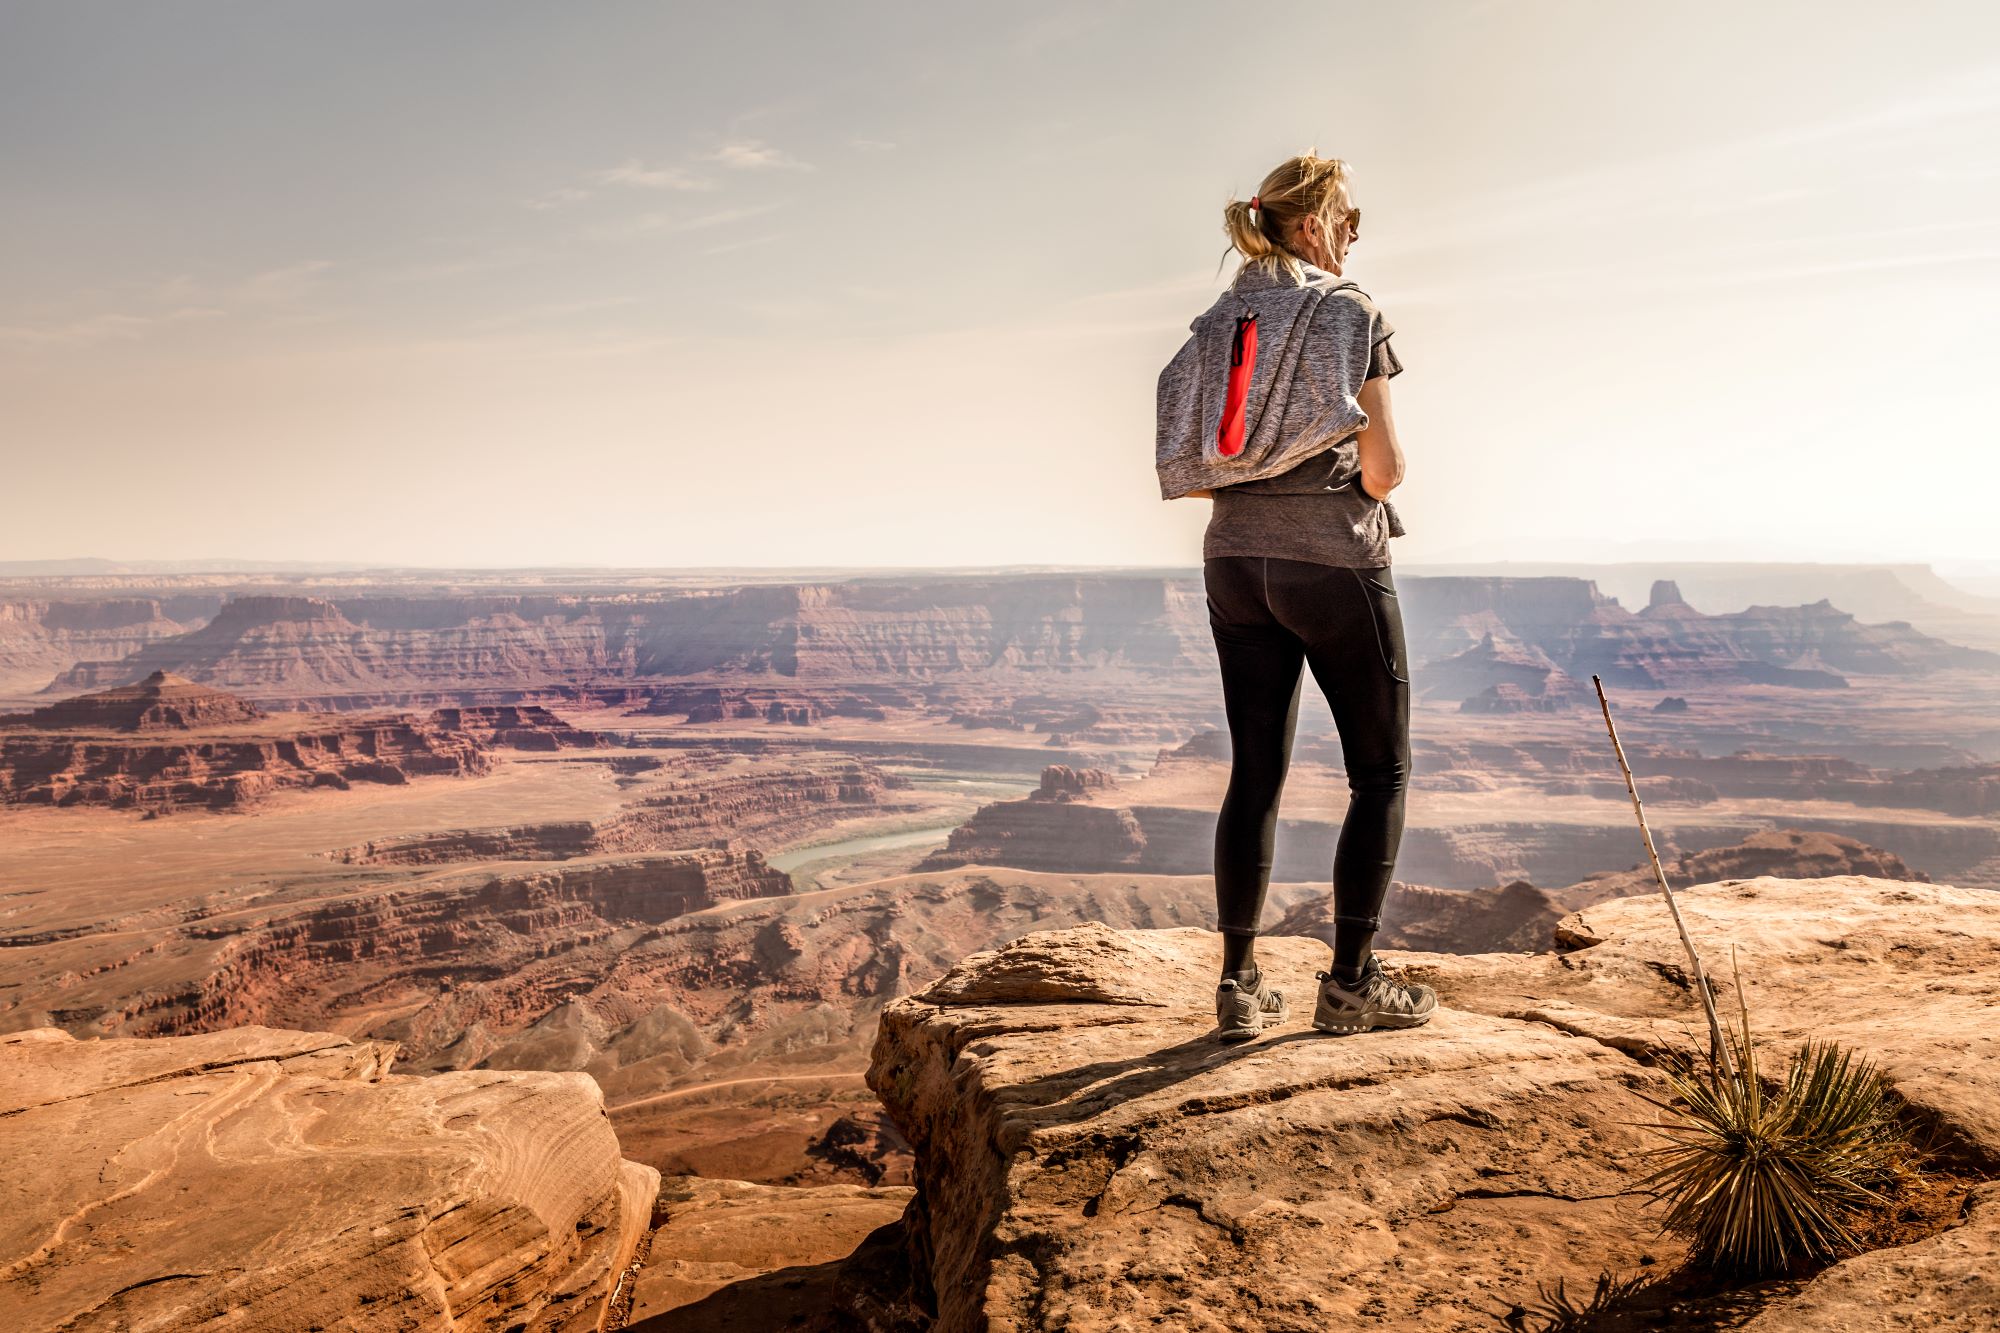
left=1202, top=332, right=1407, bottom=568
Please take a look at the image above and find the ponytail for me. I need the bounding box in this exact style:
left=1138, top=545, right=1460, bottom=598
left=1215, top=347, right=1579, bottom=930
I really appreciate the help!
left=1219, top=152, right=1354, bottom=285
left=1222, top=198, right=1279, bottom=262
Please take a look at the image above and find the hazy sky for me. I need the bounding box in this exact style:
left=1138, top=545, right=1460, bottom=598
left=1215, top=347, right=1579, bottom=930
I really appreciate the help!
left=3, top=1, right=1996, bottom=569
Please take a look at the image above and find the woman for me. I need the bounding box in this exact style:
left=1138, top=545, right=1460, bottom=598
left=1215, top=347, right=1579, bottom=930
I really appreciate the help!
left=1155, top=152, right=1437, bottom=1042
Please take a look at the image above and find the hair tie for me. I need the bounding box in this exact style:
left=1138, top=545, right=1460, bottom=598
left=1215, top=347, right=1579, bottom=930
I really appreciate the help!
left=1249, top=195, right=1261, bottom=211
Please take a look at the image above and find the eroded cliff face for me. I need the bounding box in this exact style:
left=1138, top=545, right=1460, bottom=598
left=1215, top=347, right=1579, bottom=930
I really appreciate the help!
left=0, top=597, right=220, bottom=701
left=0, top=1025, right=659, bottom=1332
left=863, top=877, right=2000, bottom=1331
left=0, top=678, right=627, bottom=814
left=327, top=753, right=911, bottom=865
left=30, top=575, right=1988, bottom=708
left=0, top=716, right=492, bottom=812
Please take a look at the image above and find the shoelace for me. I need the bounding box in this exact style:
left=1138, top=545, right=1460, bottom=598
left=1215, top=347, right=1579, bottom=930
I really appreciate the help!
left=1319, top=962, right=1426, bottom=1008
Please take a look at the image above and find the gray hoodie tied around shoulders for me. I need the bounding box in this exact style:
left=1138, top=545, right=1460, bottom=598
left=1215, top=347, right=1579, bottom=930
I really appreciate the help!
left=1155, top=260, right=1400, bottom=522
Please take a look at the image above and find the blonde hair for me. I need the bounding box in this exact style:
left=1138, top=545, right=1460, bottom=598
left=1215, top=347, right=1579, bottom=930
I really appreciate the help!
left=1221, top=152, right=1355, bottom=285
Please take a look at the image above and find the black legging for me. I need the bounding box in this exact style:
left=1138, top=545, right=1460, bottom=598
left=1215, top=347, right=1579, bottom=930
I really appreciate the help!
left=1204, top=555, right=1411, bottom=976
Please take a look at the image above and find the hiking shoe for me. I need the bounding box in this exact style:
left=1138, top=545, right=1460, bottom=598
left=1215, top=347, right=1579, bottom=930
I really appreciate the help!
left=1215, top=966, right=1289, bottom=1042
left=1312, top=956, right=1437, bottom=1034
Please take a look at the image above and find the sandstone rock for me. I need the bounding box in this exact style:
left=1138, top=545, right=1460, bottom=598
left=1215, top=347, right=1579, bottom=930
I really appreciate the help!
left=915, top=920, right=1211, bottom=1008
left=0, top=1025, right=660, bottom=1332
left=623, top=1175, right=914, bottom=1328
left=864, top=877, right=2000, bottom=1330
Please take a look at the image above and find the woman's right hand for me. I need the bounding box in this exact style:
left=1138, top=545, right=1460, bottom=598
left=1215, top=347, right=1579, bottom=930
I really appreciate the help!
left=1355, top=374, right=1404, bottom=501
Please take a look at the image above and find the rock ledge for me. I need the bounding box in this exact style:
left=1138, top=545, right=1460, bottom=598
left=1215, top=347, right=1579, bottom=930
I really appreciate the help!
left=0, top=1025, right=659, bottom=1332
left=865, top=876, right=2000, bottom=1331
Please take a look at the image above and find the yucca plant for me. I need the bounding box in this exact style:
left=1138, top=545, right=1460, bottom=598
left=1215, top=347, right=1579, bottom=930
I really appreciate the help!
left=1629, top=948, right=1914, bottom=1275
left=1592, top=679, right=1920, bottom=1276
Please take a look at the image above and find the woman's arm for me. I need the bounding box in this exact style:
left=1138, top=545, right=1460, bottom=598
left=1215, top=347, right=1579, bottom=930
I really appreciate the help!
left=1355, top=373, right=1405, bottom=500
left=1182, top=488, right=1215, bottom=499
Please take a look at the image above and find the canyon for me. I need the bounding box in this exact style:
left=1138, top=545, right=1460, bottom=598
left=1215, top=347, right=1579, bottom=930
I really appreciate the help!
left=7, top=574, right=1994, bottom=714
left=1, top=561, right=1997, bottom=1328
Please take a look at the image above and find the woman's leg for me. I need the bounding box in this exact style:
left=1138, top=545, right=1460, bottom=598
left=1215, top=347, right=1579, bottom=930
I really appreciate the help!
left=1272, top=561, right=1412, bottom=981
left=1205, top=556, right=1307, bottom=979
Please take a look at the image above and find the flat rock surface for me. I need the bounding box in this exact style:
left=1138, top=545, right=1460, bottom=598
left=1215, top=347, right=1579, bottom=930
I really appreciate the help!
left=626, top=1175, right=915, bottom=1330
left=0, top=1025, right=660, bottom=1332
left=866, top=876, right=2000, bottom=1332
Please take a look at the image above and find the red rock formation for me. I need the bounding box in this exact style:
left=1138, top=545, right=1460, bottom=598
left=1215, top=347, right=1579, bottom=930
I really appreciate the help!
left=641, top=684, right=910, bottom=723
left=0, top=714, right=490, bottom=813
left=918, top=766, right=1145, bottom=873
left=428, top=703, right=603, bottom=749
left=329, top=821, right=603, bottom=865
left=328, top=754, right=918, bottom=866
left=598, top=756, right=914, bottom=854
left=0, top=678, right=632, bottom=814
left=1, top=669, right=264, bottom=731
left=1030, top=763, right=1117, bottom=800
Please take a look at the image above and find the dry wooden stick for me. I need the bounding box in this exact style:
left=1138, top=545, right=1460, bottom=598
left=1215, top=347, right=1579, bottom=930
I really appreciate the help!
left=1591, top=673, right=1739, bottom=1083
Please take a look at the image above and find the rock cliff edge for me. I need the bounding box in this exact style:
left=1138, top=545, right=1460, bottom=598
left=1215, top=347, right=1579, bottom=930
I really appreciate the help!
left=864, top=876, right=2000, bottom=1331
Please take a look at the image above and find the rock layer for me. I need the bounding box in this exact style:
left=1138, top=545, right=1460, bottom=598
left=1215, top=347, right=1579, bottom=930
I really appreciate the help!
left=0, top=1025, right=660, bottom=1332
left=328, top=753, right=914, bottom=865
left=35, top=576, right=1991, bottom=706
left=0, top=668, right=264, bottom=731
left=0, top=714, right=493, bottom=813
left=0, top=683, right=617, bottom=815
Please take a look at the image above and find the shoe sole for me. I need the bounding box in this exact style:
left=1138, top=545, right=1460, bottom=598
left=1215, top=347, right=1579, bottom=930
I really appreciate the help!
left=1216, top=997, right=1291, bottom=1041
left=1311, top=999, right=1436, bottom=1034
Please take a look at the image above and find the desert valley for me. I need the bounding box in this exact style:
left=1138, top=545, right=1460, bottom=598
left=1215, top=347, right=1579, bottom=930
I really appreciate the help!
left=4, top=559, right=2000, bottom=1331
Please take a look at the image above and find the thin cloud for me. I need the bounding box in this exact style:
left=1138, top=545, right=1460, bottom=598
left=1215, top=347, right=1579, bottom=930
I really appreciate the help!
left=701, top=234, right=783, bottom=257
left=1, top=258, right=329, bottom=348
left=705, top=139, right=810, bottom=171
left=526, top=186, right=592, bottom=211
left=595, top=159, right=715, bottom=191
left=583, top=202, right=782, bottom=243
left=239, top=259, right=332, bottom=304
left=0, top=305, right=222, bottom=348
